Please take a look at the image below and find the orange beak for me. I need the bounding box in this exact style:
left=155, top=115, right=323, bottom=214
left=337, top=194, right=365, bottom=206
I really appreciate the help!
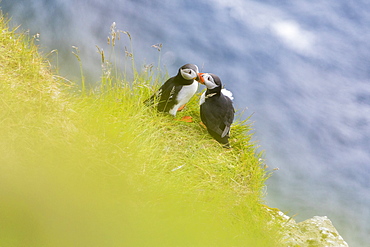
left=197, top=73, right=205, bottom=84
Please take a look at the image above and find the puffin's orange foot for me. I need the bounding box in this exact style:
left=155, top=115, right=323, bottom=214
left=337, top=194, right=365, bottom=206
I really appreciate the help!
left=177, top=104, right=186, bottom=111
left=176, top=116, right=193, bottom=123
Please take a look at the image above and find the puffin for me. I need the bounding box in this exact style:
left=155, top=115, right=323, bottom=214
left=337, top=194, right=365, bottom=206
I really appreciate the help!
left=144, top=64, right=199, bottom=116
left=197, top=73, right=235, bottom=148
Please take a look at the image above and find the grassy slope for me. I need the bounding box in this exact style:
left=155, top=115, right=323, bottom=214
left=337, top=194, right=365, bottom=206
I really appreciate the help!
left=0, top=14, right=283, bottom=246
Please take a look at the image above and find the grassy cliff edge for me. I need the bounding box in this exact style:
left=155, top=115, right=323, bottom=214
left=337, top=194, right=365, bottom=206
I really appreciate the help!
left=0, top=14, right=284, bottom=246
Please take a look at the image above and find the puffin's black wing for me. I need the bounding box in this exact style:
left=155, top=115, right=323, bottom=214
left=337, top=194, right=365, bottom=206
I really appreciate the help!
left=144, top=77, right=176, bottom=107
left=157, top=81, right=184, bottom=113
left=221, top=96, right=235, bottom=138
left=200, top=95, right=234, bottom=145
left=200, top=103, right=223, bottom=136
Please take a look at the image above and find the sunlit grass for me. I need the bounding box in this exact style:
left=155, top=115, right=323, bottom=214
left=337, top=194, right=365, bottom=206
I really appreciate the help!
left=0, top=14, right=284, bottom=246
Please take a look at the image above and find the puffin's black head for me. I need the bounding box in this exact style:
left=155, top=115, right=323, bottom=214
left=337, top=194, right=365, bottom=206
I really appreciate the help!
left=197, top=73, right=222, bottom=90
left=178, top=64, right=199, bottom=81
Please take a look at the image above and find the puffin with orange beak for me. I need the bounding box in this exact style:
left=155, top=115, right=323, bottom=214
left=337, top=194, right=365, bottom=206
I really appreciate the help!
left=144, top=64, right=200, bottom=116
left=197, top=73, right=235, bottom=148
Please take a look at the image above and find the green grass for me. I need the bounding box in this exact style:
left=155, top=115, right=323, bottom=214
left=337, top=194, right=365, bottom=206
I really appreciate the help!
left=0, top=14, right=284, bottom=246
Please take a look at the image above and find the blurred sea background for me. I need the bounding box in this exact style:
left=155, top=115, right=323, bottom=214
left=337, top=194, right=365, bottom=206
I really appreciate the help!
left=2, top=0, right=369, bottom=246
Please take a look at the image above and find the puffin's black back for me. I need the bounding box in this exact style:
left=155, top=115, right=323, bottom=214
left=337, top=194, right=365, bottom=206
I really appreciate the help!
left=200, top=94, right=234, bottom=146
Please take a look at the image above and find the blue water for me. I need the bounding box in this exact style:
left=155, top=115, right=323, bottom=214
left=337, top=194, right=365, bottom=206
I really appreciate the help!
left=2, top=0, right=370, bottom=246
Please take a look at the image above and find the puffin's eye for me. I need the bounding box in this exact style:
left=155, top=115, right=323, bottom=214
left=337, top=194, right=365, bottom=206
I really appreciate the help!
left=188, top=71, right=192, bottom=74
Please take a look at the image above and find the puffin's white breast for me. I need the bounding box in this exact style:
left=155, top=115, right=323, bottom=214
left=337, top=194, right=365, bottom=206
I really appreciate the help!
left=168, top=80, right=198, bottom=116
left=199, top=91, right=206, bottom=105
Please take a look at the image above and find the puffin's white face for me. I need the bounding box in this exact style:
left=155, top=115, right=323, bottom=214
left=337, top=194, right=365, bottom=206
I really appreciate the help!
left=199, top=73, right=218, bottom=89
left=180, top=65, right=199, bottom=80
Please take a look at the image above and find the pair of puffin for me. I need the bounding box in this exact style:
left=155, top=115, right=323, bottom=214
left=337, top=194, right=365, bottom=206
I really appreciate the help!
left=145, top=64, right=235, bottom=148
